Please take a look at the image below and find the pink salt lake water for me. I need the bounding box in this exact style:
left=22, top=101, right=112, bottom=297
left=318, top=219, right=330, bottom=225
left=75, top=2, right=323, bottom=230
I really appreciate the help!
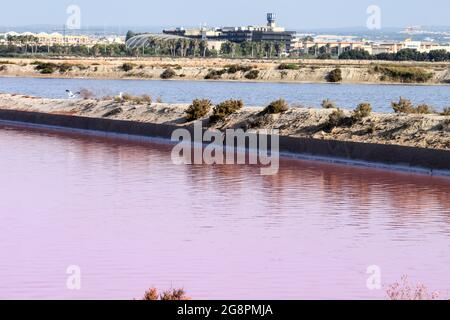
left=0, top=123, right=449, bottom=300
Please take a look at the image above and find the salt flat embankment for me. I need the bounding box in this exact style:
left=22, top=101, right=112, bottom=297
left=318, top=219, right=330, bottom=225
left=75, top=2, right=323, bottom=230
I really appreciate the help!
left=0, top=93, right=449, bottom=173
left=1, top=57, right=450, bottom=84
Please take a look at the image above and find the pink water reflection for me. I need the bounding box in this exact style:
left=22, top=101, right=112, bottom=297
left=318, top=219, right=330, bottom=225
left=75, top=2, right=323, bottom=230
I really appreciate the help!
left=0, top=124, right=449, bottom=300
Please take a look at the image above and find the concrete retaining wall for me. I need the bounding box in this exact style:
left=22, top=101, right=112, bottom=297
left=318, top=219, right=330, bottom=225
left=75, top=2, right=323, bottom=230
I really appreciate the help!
left=0, top=109, right=449, bottom=172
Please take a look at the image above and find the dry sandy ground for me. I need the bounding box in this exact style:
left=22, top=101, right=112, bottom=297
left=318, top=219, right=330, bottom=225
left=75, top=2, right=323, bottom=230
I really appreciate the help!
left=1, top=57, right=450, bottom=84
left=0, top=93, right=448, bottom=150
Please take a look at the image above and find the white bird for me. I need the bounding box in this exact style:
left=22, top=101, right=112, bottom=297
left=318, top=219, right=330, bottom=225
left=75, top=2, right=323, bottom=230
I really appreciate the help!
left=66, top=90, right=80, bottom=99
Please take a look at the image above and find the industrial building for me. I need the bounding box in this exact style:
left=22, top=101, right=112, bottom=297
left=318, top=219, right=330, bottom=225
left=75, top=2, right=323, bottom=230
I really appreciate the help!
left=163, top=13, right=296, bottom=51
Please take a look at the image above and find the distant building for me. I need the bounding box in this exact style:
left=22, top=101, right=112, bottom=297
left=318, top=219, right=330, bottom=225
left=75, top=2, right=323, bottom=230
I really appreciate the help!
left=163, top=13, right=296, bottom=51
left=0, top=31, right=125, bottom=46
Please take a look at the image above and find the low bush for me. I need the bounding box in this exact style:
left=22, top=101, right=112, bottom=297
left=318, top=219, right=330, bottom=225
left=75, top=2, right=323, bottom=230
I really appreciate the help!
left=321, top=99, right=337, bottom=109
left=263, top=99, right=289, bottom=114
left=205, top=69, right=227, bottom=80
left=210, top=99, right=244, bottom=122
left=143, top=287, right=190, bottom=301
left=33, top=61, right=75, bottom=74
left=185, top=99, right=212, bottom=121
left=226, top=64, right=253, bottom=74
left=441, top=107, right=450, bottom=116
left=116, top=93, right=152, bottom=104
left=278, top=63, right=300, bottom=70
left=352, top=103, right=372, bottom=121
left=391, top=98, right=436, bottom=114
left=373, top=65, right=433, bottom=83
left=160, top=68, right=177, bottom=79
left=326, top=68, right=343, bottom=82
left=121, top=63, right=135, bottom=72
left=324, top=108, right=345, bottom=131
left=416, top=104, right=435, bottom=114
left=33, top=62, right=57, bottom=74
left=391, top=97, right=415, bottom=114
left=245, top=69, right=260, bottom=80
left=0, top=65, right=7, bottom=72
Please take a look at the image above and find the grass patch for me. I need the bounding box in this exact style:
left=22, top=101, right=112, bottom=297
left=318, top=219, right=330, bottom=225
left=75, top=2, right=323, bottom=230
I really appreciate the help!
left=278, top=63, right=300, bottom=70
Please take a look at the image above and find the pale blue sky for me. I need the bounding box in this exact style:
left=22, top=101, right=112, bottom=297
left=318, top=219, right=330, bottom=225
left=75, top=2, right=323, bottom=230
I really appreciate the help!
left=2, top=0, right=450, bottom=29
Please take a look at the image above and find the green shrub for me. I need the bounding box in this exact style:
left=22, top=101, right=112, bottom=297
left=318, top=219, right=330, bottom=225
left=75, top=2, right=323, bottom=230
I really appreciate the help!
left=278, top=63, right=300, bottom=70
left=352, top=103, right=372, bottom=121
left=416, top=104, right=435, bottom=114
left=226, top=64, right=253, bottom=74
left=245, top=69, right=260, bottom=80
left=121, top=63, right=135, bottom=72
left=160, top=68, right=177, bottom=79
left=205, top=69, right=227, bottom=80
left=441, top=107, right=450, bottom=116
left=263, top=99, right=289, bottom=114
left=324, top=108, right=345, bottom=131
left=326, top=68, right=343, bottom=82
left=373, top=65, right=433, bottom=83
left=185, top=99, right=212, bottom=121
left=0, top=65, right=7, bottom=72
left=321, top=99, right=337, bottom=109
left=34, top=62, right=57, bottom=74
left=210, top=99, right=244, bottom=122
left=392, top=97, right=415, bottom=114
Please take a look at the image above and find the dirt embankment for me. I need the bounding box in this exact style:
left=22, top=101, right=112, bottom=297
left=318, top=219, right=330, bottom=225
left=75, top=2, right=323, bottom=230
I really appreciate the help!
left=0, top=93, right=448, bottom=150
left=0, top=57, right=450, bottom=84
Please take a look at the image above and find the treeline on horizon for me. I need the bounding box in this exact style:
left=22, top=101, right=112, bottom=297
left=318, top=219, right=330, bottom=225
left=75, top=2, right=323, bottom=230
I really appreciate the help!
left=1, top=33, right=450, bottom=62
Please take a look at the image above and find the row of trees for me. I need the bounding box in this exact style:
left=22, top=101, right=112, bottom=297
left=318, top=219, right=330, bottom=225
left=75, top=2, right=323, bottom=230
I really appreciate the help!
left=0, top=38, right=289, bottom=59
left=339, top=48, right=450, bottom=62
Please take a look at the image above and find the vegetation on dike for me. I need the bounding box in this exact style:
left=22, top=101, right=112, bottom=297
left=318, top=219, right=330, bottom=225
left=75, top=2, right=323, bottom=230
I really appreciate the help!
left=114, top=93, right=152, bottom=104
left=185, top=99, right=213, bottom=121
left=160, top=67, right=177, bottom=79
left=210, top=99, right=244, bottom=122
left=441, top=107, right=450, bottom=116
left=143, top=287, right=190, bottom=301
left=32, top=61, right=74, bottom=74
left=391, top=97, right=435, bottom=114
left=372, top=65, right=433, bottom=83
left=262, top=99, right=289, bottom=114
left=278, top=63, right=300, bottom=70
left=352, top=103, right=372, bottom=121
left=244, top=69, right=260, bottom=80
left=326, top=68, right=343, bottom=82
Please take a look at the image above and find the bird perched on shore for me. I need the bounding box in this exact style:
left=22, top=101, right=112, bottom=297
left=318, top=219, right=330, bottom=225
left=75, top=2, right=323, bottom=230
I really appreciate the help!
left=66, top=90, right=80, bottom=99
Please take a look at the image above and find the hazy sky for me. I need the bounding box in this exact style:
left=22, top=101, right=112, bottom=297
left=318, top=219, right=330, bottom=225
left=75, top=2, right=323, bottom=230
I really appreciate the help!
left=2, top=0, right=450, bottom=29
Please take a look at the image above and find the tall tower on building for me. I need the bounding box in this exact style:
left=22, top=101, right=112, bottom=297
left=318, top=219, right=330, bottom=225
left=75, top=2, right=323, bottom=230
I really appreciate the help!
left=267, top=13, right=277, bottom=28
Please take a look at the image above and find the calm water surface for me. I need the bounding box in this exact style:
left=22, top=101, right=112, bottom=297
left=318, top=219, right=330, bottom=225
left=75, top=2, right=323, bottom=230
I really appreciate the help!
left=0, top=124, right=449, bottom=299
left=0, top=77, right=449, bottom=112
